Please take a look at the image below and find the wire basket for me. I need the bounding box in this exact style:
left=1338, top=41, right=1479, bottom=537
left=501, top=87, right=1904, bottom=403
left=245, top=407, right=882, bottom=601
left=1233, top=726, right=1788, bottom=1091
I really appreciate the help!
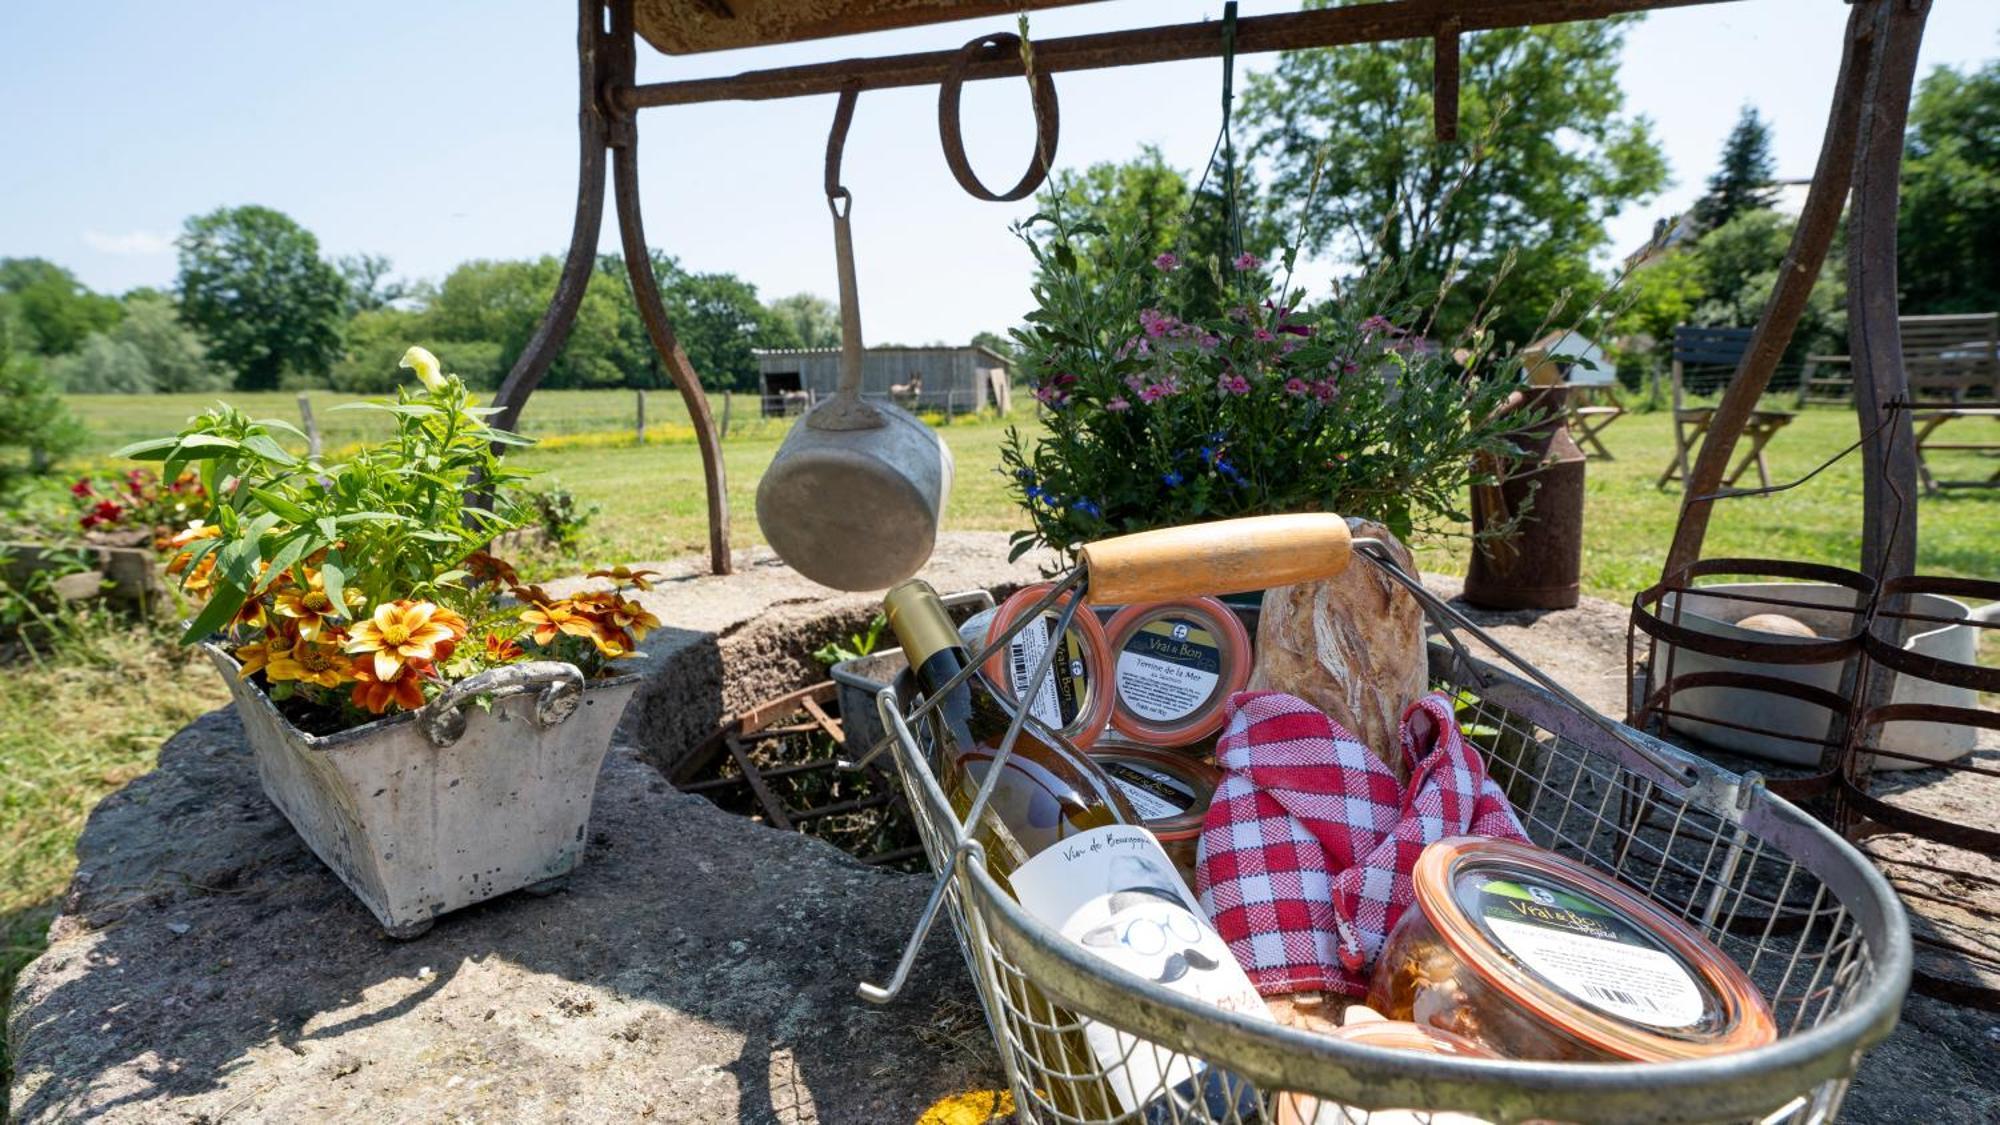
left=858, top=519, right=1910, bottom=1125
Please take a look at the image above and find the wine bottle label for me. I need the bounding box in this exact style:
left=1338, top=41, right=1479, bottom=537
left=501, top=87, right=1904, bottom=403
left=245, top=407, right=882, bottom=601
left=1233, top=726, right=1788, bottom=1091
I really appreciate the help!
left=1007, top=612, right=1089, bottom=730
left=1478, top=878, right=1706, bottom=1030
left=1115, top=617, right=1222, bottom=723
left=1011, top=824, right=1268, bottom=1117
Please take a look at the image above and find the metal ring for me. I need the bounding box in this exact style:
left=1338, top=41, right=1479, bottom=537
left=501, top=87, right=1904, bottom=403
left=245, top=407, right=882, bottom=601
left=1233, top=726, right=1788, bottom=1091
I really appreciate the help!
left=937, top=32, right=1059, bottom=202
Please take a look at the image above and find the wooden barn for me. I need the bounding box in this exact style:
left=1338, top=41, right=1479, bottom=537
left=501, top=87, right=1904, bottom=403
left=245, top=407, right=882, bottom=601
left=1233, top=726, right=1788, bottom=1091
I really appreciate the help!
left=753, top=345, right=1012, bottom=417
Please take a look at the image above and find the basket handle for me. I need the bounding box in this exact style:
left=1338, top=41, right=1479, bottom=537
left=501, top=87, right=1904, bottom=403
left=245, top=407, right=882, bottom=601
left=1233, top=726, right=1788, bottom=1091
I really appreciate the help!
left=1079, top=513, right=1352, bottom=605
left=419, top=661, right=585, bottom=748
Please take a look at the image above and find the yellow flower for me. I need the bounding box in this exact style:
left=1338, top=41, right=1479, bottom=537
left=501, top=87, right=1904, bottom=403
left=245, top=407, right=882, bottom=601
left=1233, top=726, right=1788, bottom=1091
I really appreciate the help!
left=234, top=637, right=275, bottom=680
left=345, top=600, right=465, bottom=682
left=586, top=566, right=663, bottom=592
left=400, top=346, right=448, bottom=393
left=575, top=590, right=660, bottom=643
left=349, top=659, right=428, bottom=714
left=518, top=598, right=601, bottom=648
left=272, top=570, right=360, bottom=641
left=265, top=636, right=354, bottom=690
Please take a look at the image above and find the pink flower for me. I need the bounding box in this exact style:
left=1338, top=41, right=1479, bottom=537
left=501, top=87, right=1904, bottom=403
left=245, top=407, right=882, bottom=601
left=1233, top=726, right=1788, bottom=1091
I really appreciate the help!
left=1139, top=308, right=1178, bottom=339
left=1358, top=314, right=1396, bottom=338
left=1197, top=333, right=1221, bottom=352
left=1232, top=251, right=1262, bottom=272
left=1033, top=384, right=1070, bottom=407
left=1153, top=252, right=1180, bottom=272
left=1226, top=306, right=1251, bottom=323
left=1105, top=395, right=1131, bottom=413
left=1284, top=378, right=1309, bottom=397
left=1253, top=328, right=1276, bottom=343
left=1217, top=372, right=1251, bottom=396
left=1124, top=372, right=1147, bottom=392
left=1313, top=379, right=1341, bottom=403
left=1139, top=377, right=1181, bottom=404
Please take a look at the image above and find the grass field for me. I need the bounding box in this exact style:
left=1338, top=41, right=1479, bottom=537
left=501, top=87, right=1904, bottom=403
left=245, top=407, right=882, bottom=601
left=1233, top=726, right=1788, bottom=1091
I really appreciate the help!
left=5, top=389, right=1995, bottom=1107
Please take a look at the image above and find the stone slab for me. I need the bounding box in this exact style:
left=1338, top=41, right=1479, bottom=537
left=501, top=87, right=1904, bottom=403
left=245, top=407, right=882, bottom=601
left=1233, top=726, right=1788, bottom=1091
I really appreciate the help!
left=6, top=712, right=998, bottom=1123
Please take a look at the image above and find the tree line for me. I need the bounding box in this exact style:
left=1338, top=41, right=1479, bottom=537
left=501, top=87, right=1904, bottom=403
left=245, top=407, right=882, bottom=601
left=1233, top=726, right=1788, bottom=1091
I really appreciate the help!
left=0, top=209, right=851, bottom=400
left=1030, top=4, right=1997, bottom=385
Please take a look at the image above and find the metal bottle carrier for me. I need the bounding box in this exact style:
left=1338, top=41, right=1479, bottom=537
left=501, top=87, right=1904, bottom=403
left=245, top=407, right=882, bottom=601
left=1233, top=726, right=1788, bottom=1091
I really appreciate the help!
left=851, top=516, right=1910, bottom=1124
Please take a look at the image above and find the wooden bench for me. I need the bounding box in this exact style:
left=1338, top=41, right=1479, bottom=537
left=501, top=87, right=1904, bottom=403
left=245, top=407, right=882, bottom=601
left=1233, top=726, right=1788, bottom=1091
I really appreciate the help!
left=1797, top=312, right=2000, bottom=407
left=1658, top=325, right=1795, bottom=492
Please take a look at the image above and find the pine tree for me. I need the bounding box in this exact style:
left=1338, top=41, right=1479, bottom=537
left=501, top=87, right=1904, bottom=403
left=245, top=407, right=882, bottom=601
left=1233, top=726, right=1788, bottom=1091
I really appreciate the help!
left=1693, top=106, right=1780, bottom=232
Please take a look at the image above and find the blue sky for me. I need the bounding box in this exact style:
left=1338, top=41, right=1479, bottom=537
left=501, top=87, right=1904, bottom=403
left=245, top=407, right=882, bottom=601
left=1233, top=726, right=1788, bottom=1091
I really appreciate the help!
left=3, top=1, right=1996, bottom=345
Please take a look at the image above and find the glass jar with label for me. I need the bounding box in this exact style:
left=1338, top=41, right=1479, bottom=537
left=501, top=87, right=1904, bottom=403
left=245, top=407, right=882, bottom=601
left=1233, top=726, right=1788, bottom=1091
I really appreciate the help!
left=1104, top=598, right=1251, bottom=751
left=1367, top=837, right=1776, bottom=1062
left=977, top=584, right=1115, bottom=749
left=1085, top=738, right=1220, bottom=888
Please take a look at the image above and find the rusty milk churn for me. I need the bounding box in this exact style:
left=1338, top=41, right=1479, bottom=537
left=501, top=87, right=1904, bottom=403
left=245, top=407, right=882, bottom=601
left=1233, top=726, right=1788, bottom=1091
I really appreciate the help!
left=1463, top=385, right=1585, bottom=609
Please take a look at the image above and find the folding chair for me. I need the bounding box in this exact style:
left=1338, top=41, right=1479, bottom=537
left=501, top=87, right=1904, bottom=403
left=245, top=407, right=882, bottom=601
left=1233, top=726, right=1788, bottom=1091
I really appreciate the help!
left=1657, top=325, right=1796, bottom=491
left=1566, top=384, right=1625, bottom=459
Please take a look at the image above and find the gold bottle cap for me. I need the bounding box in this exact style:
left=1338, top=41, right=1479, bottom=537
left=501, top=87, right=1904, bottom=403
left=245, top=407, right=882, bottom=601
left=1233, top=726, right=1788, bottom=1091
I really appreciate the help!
left=884, top=579, right=963, bottom=667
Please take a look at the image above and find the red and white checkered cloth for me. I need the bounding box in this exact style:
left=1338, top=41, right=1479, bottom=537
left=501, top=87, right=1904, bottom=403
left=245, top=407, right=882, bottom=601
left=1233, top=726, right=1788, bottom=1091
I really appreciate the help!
left=1195, top=690, right=1529, bottom=997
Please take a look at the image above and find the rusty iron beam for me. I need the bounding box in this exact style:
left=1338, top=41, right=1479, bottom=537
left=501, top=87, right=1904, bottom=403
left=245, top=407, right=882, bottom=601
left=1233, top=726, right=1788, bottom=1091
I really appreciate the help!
left=491, top=0, right=611, bottom=436
left=620, top=0, right=1742, bottom=109
left=607, top=0, right=734, bottom=576
left=1433, top=18, right=1462, bottom=143
left=1659, top=0, right=1880, bottom=580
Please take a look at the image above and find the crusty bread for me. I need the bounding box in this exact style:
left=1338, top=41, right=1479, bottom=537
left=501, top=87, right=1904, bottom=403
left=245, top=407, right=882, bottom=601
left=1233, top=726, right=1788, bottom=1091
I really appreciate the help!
left=1249, top=518, right=1426, bottom=778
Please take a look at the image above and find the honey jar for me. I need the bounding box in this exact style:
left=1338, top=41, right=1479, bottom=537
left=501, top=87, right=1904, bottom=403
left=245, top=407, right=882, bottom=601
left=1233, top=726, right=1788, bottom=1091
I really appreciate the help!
left=1367, top=837, right=1776, bottom=1062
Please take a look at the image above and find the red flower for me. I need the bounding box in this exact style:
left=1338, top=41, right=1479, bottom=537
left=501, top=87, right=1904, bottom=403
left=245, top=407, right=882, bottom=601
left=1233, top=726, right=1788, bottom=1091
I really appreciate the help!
left=79, top=499, right=125, bottom=530
left=70, top=478, right=95, bottom=498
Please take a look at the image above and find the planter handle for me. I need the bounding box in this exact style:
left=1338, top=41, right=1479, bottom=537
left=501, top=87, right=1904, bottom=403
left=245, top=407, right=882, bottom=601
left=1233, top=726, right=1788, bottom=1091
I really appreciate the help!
left=419, top=661, right=587, bottom=748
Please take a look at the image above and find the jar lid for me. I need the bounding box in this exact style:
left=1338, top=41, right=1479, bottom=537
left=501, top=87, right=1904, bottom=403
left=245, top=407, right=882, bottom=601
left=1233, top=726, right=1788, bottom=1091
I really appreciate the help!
left=1330, top=1019, right=1496, bottom=1059
left=1411, top=837, right=1776, bottom=1062
left=1103, top=598, right=1252, bottom=746
left=1085, top=738, right=1220, bottom=841
left=980, top=584, right=1113, bottom=749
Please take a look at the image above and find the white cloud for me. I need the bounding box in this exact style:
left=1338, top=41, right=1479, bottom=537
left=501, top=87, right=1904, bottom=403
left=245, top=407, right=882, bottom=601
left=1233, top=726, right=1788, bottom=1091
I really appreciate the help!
left=82, top=229, right=174, bottom=256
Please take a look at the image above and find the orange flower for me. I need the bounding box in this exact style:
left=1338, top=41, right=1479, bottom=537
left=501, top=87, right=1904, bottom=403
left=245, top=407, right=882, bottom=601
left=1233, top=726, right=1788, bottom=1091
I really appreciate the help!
left=586, top=565, right=662, bottom=591
left=345, top=601, right=466, bottom=682
left=175, top=554, right=218, bottom=598
left=166, top=522, right=219, bottom=550
left=574, top=590, right=660, bottom=643
left=348, top=659, right=429, bottom=714
left=234, top=637, right=276, bottom=680
left=272, top=570, right=359, bottom=641
left=518, top=597, right=601, bottom=648
left=266, top=636, right=354, bottom=689
left=465, top=551, right=520, bottom=588
left=484, top=632, right=526, bottom=663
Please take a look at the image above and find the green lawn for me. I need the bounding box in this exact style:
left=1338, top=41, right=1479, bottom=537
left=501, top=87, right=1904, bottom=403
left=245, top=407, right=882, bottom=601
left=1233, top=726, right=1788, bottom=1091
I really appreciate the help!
left=7, top=390, right=1994, bottom=1110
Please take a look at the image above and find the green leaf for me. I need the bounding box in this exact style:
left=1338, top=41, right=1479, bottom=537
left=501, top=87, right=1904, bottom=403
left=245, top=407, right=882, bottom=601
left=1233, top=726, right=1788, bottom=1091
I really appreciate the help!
left=247, top=487, right=314, bottom=525
left=334, top=511, right=413, bottom=526
left=316, top=516, right=338, bottom=540
left=251, top=417, right=309, bottom=441
left=320, top=559, right=348, bottom=617
left=112, top=436, right=181, bottom=461
left=241, top=434, right=299, bottom=466
left=180, top=583, right=248, bottom=645
left=262, top=532, right=316, bottom=591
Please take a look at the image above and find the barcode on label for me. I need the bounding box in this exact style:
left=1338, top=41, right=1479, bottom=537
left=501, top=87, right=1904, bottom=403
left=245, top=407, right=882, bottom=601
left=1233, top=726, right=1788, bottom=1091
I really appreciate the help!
left=1582, top=983, right=1658, bottom=1011
left=1010, top=644, right=1029, bottom=690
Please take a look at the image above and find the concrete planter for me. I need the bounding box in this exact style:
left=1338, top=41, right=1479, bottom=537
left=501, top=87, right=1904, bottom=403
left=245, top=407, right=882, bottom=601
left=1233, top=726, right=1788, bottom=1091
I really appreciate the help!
left=204, top=645, right=640, bottom=937
left=1651, top=582, right=1986, bottom=769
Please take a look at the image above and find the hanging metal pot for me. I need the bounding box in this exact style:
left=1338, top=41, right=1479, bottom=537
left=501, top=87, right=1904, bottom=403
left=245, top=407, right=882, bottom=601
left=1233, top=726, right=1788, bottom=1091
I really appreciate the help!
left=756, top=88, right=954, bottom=591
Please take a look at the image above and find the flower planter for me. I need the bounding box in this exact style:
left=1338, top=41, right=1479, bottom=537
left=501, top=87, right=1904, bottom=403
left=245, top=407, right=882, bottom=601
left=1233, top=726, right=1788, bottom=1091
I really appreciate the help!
left=205, top=645, right=640, bottom=937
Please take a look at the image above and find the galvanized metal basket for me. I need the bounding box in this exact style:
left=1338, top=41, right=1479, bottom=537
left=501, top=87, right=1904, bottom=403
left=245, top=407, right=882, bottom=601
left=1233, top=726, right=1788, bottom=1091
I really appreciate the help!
left=856, top=523, right=1910, bottom=1124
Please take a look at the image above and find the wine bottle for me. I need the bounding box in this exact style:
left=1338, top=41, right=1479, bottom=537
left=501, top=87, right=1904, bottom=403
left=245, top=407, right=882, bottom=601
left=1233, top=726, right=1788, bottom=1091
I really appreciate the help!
left=885, top=581, right=1269, bottom=1122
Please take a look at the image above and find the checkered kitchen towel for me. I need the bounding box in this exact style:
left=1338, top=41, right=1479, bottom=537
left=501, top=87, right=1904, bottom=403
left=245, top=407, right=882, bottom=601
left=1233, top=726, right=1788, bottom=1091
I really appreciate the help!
left=1195, top=690, right=1529, bottom=997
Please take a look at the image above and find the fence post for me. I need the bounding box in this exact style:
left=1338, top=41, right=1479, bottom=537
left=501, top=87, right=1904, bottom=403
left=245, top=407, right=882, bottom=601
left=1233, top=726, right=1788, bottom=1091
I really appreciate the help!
left=721, top=391, right=733, bottom=439
left=636, top=389, right=647, bottom=444
left=297, top=393, right=321, bottom=459
left=944, top=387, right=954, bottom=423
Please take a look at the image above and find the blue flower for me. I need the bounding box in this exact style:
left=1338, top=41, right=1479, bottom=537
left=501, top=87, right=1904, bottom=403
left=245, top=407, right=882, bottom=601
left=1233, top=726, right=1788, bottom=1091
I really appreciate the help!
left=1162, top=471, right=1184, bottom=488
left=1072, top=498, right=1102, bottom=518
left=1014, top=467, right=1036, bottom=483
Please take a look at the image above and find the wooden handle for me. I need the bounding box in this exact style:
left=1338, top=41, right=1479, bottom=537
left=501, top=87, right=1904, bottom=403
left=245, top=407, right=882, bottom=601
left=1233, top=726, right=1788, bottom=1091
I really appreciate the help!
left=1080, top=514, right=1352, bottom=606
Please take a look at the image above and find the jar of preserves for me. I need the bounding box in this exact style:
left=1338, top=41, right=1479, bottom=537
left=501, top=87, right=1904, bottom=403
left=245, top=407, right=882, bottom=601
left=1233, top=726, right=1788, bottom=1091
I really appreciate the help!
left=1103, top=597, right=1252, bottom=751
left=1085, top=737, right=1220, bottom=888
left=1367, top=837, right=1776, bottom=1062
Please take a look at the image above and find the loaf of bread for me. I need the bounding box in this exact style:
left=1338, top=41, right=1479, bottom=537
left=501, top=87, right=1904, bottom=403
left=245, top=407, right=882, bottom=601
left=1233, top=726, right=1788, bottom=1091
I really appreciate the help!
left=1249, top=518, right=1427, bottom=778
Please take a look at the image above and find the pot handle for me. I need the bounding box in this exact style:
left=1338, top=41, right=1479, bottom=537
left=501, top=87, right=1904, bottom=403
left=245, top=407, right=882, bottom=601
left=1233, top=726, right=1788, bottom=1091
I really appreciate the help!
left=1080, top=514, right=1354, bottom=605
left=810, top=84, right=885, bottom=433
left=418, top=661, right=587, bottom=748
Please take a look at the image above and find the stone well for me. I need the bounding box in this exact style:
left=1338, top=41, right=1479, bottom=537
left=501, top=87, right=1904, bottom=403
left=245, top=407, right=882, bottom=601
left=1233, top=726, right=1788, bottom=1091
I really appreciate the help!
left=7, top=539, right=1995, bottom=1124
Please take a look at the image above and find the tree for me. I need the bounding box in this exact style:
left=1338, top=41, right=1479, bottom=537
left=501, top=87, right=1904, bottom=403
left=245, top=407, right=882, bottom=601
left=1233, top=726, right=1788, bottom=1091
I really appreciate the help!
left=431, top=257, right=628, bottom=389
left=766, top=292, right=841, bottom=349
left=1898, top=59, right=2000, bottom=315
left=45, top=292, right=227, bottom=394
left=1690, top=210, right=1845, bottom=370
left=1692, top=106, right=1779, bottom=233
left=0, top=257, right=123, bottom=356
left=50, top=334, right=153, bottom=393
left=0, top=316, right=87, bottom=479
left=176, top=205, right=348, bottom=389
left=1244, top=3, right=1666, bottom=347
left=1606, top=251, right=1705, bottom=392
left=338, top=253, right=408, bottom=315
